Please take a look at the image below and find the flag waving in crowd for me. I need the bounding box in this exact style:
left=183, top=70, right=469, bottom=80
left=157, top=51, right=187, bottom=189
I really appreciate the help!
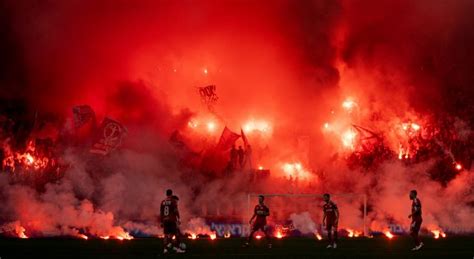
left=72, top=105, right=96, bottom=129
left=90, top=117, right=127, bottom=155
left=216, top=127, right=240, bottom=151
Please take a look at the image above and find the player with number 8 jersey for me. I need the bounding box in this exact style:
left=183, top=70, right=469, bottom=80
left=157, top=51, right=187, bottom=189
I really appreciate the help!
left=160, top=189, right=185, bottom=254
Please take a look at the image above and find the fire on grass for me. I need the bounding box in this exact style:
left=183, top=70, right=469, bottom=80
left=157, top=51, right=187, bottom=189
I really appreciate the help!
left=379, top=226, right=448, bottom=240
left=431, top=229, right=447, bottom=239
left=346, top=228, right=362, bottom=238
left=384, top=230, right=394, bottom=239
left=1, top=222, right=449, bottom=241
left=186, top=232, right=217, bottom=240
left=428, top=225, right=447, bottom=239
left=0, top=221, right=135, bottom=240
left=314, top=231, right=323, bottom=240
left=0, top=222, right=29, bottom=239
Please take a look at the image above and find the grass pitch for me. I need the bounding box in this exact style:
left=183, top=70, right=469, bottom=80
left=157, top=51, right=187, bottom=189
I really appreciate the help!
left=0, top=236, right=473, bottom=258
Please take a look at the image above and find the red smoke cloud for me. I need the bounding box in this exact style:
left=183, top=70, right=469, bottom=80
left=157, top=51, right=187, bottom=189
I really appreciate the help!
left=0, top=0, right=473, bottom=238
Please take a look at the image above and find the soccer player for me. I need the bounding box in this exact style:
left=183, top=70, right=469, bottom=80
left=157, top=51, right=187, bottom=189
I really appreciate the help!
left=322, top=193, right=339, bottom=249
left=408, top=190, right=424, bottom=251
left=160, top=189, right=185, bottom=254
left=243, top=195, right=272, bottom=248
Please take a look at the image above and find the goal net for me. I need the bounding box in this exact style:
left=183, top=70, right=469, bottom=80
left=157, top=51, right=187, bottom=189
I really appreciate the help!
left=246, top=193, right=368, bottom=238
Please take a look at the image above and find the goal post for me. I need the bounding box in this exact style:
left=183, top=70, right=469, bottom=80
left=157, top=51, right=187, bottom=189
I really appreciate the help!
left=247, top=193, right=368, bottom=237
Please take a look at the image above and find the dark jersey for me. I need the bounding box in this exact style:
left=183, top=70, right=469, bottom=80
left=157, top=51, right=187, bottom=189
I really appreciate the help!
left=411, top=198, right=422, bottom=220
left=254, top=204, right=270, bottom=225
left=323, top=201, right=338, bottom=221
left=160, top=197, right=179, bottom=222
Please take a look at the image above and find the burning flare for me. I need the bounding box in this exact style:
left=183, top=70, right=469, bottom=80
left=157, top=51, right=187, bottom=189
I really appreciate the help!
left=99, top=228, right=133, bottom=240
left=78, top=234, right=88, bottom=240
left=281, top=162, right=313, bottom=180
left=383, top=231, right=394, bottom=239
left=431, top=229, right=447, bottom=239
left=16, top=225, right=28, bottom=239
left=2, top=140, right=53, bottom=173
left=116, top=231, right=133, bottom=240
left=342, top=98, right=358, bottom=111
left=206, top=122, right=216, bottom=132
left=346, top=229, right=361, bottom=238
left=275, top=230, right=283, bottom=239
left=314, top=232, right=323, bottom=240
left=454, top=163, right=463, bottom=171
left=341, top=129, right=357, bottom=149
left=242, top=119, right=271, bottom=134
left=183, top=218, right=216, bottom=241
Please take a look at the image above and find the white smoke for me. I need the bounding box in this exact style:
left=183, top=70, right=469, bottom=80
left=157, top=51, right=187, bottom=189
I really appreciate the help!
left=290, top=212, right=319, bottom=235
